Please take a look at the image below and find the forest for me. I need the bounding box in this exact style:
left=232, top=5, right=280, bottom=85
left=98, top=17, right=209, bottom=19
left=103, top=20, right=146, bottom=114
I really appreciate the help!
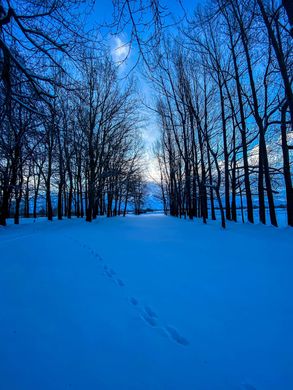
left=1, top=2, right=293, bottom=390
left=0, top=0, right=292, bottom=228
left=153, top=0, right=293, bottom=228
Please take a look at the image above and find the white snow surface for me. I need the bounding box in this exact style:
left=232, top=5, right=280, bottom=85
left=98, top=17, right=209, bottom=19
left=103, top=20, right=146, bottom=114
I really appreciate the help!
left=0, top=214, right=292, bottom=390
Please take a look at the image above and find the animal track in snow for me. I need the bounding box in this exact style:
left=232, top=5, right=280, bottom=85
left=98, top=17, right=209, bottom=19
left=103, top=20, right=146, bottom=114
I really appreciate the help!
left=68, top=235, right=190, bottom=348
left=105, top=269, right=113, bottom=278
left=144, top=305, right=158, bottom=319
left=125, top=292, right=189, bottom=347
left=164, top=325, right=189, bottom=346
left=141, top=312, right=158, bottom=327
left=116, top=279, right=125, bottom=287
left=130, top=297, right=138, bottom=306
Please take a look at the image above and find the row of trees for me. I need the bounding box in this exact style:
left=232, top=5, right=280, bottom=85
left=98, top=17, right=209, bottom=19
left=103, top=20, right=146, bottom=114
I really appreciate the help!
left=0, top=0, right=144, bottom=226
left=152, top=0, right=292, bottom=228
left=1, top=0, right=292, bottom=228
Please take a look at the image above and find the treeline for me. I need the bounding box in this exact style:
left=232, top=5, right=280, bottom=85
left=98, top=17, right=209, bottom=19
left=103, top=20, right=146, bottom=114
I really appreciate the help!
left=1, top=0, right=292, bottom=228
left=0, top=1, right=144, bottom=226
left=152, top=0, right=293, bottom=227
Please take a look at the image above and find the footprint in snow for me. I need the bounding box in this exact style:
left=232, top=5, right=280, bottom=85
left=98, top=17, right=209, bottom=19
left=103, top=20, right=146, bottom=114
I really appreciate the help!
left=141, top=312, right=158, bottom=327
left=74, top=238, right=189, bottom=348
left=144, top=305, right=158, bottom=319
left=105, top=269, right=113, bottom=278
left=116, top=279, right=125, bottom=287
left=165, top=325, right=189, bottom=346
left=130, top=297, right=139, bottom=306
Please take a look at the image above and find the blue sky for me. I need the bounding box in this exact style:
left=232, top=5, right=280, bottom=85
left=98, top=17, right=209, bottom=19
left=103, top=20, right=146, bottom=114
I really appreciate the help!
left=90, top=0, right=193, bottom=25
left=83, top=1, right=200, bottom=180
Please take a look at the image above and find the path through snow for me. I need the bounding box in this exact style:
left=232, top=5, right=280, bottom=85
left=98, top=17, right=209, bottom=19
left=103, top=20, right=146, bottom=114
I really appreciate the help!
left=0, top=215, right=292, bottom=389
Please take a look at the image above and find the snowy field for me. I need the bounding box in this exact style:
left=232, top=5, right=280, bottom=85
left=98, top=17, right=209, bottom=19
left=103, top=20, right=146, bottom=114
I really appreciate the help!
left=0, top=215, right=292, bottom=390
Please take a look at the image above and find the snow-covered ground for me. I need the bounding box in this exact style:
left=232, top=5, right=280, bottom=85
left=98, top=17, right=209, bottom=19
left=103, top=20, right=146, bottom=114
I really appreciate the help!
left=0, top=215, right=292, bottom=390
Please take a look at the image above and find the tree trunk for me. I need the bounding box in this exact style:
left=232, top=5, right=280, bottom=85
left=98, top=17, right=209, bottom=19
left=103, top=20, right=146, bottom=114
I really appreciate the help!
left=281, top=102, right=293, bottom=226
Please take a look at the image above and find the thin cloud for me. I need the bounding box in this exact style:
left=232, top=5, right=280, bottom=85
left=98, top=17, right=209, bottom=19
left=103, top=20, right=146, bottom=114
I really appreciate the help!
left=111, top=36, right=130, bottom=64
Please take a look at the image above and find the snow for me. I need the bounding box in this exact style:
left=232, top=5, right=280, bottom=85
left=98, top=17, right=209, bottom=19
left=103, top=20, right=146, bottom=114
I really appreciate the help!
left=144, top=182, right=163, bottom=210
left=0, top=215, right=292, bottom=390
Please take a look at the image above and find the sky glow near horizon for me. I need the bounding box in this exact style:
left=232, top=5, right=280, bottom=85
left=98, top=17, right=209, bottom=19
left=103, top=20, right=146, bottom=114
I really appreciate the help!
left=110, top=33, right=162, bottom=181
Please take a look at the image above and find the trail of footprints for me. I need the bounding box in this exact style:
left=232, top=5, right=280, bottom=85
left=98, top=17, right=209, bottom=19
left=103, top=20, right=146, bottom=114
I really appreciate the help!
left=67, top=236, right=189, bottom=347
